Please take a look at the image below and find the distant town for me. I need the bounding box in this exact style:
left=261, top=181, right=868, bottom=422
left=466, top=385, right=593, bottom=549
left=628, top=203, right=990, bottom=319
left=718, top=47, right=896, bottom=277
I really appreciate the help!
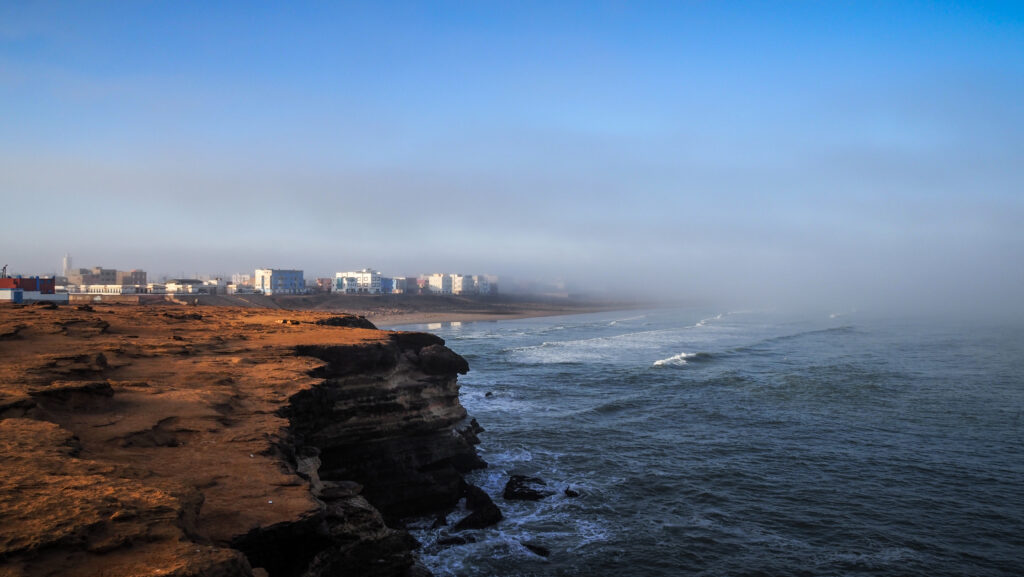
left=0, top=254, right=499, bottom=305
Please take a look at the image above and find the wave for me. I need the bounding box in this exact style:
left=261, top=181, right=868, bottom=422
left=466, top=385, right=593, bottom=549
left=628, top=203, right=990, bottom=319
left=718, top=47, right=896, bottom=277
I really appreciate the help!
left=694, top=313, right=724, bottom=328
left=505, top=328, right=683, bottom=364
left=609, top=314, right=647, bottom=326
left=653, top=351, right=714, bottom=367
left=731, top=325, right=856, bottom=354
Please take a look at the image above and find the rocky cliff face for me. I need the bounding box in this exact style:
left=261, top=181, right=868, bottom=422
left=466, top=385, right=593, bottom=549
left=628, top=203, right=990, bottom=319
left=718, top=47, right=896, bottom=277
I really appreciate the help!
left=0, top=305, right=486, bottom=577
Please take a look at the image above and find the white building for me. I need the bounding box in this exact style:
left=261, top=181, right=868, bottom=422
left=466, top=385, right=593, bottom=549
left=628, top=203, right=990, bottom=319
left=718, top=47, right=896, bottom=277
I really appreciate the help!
left=334, top=269, right=381, bottom=294
left=255, top=268, right=305, bottom=295
left=83, top=284, right=140, bottom=295
left=451, top=274, right=474, bottom=295
left=473, top=275, right=497, bottom=295
left=165, top=280, right=215, bottom=295
left=426, top=273, right=453, bottom=295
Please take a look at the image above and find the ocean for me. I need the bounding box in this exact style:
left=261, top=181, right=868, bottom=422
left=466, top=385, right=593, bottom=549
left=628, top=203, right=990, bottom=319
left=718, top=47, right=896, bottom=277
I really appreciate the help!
left=395, top=308, right=1024, bottom=576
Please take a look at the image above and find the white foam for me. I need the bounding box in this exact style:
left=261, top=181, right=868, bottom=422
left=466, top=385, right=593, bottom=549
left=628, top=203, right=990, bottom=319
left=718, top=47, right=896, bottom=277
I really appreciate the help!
left=653, top=352, right=697, bottom=367
left=506, top=327, right=685, bottom=365
left=694, top=313, right=725, bottom=328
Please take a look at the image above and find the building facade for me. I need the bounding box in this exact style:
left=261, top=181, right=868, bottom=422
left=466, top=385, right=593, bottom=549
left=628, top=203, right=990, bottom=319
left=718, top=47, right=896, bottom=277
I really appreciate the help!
left=426, top=273, right=453, bottom=295
left=334, top=269, right=381, bottom=294
left=473, top=275, right=497, bottom=295
left=66, top=266, right=147, bottom=288
left=254, top=269, right=305, bottom=295
left=0, top=276, right=68, bottom=303
left=451, top=274, right=474, bottom=295
left=116, top=270, right=147, bottom=286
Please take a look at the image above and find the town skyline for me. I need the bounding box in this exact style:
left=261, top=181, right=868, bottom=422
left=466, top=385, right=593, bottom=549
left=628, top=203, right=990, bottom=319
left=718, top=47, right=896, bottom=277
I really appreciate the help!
left=3, top=2, right=1022, bottom=317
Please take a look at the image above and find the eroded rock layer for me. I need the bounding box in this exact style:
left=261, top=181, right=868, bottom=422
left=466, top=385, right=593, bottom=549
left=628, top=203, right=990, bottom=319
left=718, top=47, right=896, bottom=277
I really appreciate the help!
left=0, top=305, right=483, bottom=577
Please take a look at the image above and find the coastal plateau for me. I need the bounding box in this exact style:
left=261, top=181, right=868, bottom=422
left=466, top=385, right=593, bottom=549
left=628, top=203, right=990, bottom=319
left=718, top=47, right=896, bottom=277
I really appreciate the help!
left=0, top=304, right=488, bottom=577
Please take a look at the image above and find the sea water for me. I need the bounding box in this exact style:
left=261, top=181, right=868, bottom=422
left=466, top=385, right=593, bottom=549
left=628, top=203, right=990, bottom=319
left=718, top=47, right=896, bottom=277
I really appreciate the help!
left=396, top=309, right=1023, bottom=576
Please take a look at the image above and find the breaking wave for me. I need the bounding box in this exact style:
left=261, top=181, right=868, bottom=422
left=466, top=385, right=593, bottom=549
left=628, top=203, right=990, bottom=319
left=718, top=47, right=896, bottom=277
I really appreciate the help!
left=653, top=351, right=714, bottom=367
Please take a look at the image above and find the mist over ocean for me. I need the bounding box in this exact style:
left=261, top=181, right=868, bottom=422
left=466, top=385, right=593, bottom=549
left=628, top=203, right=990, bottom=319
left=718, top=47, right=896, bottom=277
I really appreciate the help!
left=397, top=309, right=1024, bottom=576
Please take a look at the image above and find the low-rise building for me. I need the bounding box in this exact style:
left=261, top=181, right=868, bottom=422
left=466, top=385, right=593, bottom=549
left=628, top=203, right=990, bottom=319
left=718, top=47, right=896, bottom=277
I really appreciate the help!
left=255, top=269, right=305, bottom=295
left=226, top=283, right=258, bottom=295
left=165, top=279, right=215, bottom=295
left=0, top=276, right=68, bottom=303
left=79, top=284, right=141, bottom=295
left=334, top=269, right=381, bottom=294
left=66, top=266, right=148, bottom=286
left=0, top=287, right=22, bottom=303
left=473, top=275, right=497, bottom=295
left=66, top=267, right=117, bottom=285
left=451, top=274, right=474, bottom=295
left=426, top=273, right=452, bottom=295
left=335, top=276, right=358, bottom=293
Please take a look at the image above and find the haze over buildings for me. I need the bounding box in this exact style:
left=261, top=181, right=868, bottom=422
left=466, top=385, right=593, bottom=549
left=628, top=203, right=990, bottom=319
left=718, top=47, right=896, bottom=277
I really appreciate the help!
left=2, top=2, right=1022, bottom=317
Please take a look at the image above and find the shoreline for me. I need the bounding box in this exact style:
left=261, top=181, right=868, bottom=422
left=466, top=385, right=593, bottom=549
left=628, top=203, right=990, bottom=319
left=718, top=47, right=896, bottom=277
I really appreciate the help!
left=262, top=293, right=651, bottom=330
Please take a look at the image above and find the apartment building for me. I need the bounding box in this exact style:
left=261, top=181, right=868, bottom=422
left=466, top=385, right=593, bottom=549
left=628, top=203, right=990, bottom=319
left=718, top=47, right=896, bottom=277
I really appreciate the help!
left=254, top=268, right=305, bottom=295
left=451, top=274, right=474, bottom=295
left=334, top=269, right=381, bottom=294
left=426, top=273, right=453, bottom=295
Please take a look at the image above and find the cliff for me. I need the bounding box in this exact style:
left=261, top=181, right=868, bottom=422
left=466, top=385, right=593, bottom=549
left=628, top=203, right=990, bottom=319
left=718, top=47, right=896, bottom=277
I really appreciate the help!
left=0, top=304, right=485, bottom=577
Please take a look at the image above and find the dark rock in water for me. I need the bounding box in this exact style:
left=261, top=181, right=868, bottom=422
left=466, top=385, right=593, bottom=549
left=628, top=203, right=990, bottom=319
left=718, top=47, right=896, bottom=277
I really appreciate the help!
left=315, top=315, right=378, bottom=330
left=453, top=502, right=502, bottom=531
left=431, top=513, right=448, bottom=529
left=463, top=483, right=491, bottom=510
left=453, top=483, right=503, bottom=530
left=485, top=391, right=494, bottom=397
left=456, top=418, right=485, bottom=445
left=437, top=535, right=476, bottom=546
left=564, top=487, right=580, bottom=498
left=453, top=504, right=502, bottom=531
left=522, top=541, right=550, bottom=557
left=503, top=475, right=554, bottom=501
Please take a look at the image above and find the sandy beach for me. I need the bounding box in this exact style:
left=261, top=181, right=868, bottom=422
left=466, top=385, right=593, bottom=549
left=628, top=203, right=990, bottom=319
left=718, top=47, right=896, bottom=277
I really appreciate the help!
left=294, top=294, right=638, bottom=328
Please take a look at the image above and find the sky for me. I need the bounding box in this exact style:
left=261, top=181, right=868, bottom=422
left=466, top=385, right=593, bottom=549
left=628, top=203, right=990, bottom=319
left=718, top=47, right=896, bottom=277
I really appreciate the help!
left=1, top=1, right=1022, bottom=315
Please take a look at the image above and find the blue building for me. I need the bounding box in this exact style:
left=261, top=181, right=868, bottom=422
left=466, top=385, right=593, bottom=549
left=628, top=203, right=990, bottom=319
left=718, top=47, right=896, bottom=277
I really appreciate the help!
left=254, top=268, right=305, bottom=295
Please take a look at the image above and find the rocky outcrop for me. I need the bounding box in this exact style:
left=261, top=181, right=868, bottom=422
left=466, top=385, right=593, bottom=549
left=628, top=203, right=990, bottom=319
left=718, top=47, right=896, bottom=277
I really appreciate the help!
left=503, top=475, right=554, bottom=501
left=452, top=484, right=503, bottom=531
left=285, top=333, right=483, bottom=522
left=0, top=305, right=489, bottom=577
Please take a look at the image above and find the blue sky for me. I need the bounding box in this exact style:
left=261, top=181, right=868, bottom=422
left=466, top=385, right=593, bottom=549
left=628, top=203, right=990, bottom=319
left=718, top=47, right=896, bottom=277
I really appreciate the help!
left=1, top=1, right=1022, bottom=313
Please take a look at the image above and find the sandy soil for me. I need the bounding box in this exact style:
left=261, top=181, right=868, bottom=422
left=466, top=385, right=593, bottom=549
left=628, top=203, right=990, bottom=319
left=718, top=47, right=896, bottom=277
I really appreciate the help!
left=0, top=304, right=389, bottom=576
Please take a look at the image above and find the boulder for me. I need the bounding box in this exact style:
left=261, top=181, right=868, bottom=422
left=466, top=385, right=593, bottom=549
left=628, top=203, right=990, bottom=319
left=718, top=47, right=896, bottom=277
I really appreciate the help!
left=522, top=541, right=550, bottom=557
left=503, top=475, right=554, bottom=501
left=453, top=484, right=502, bottom=531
